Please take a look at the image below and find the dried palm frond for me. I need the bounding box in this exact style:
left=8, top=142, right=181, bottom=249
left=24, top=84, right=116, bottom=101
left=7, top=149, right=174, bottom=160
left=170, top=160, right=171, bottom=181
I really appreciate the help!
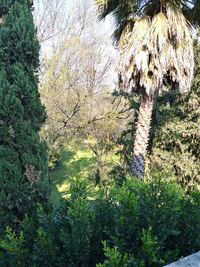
left=119, top=16, right=151, bottom=92
left=119, top=5, right=194, bottom=96
left=118, top=20, right=134, bottom=50
left=167, top=5, right=194, bottom=93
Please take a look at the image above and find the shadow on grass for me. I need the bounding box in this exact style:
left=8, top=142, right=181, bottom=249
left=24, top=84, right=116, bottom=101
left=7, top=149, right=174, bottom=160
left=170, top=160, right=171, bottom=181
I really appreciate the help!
left=49, top=147, right=95, bottom=205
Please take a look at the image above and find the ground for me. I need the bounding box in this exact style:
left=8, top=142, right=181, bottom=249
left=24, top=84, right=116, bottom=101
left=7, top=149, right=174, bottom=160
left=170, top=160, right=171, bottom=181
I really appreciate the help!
left=49, top=141, right=119, bottom=205
left=49, top=143, right=96, bottom=205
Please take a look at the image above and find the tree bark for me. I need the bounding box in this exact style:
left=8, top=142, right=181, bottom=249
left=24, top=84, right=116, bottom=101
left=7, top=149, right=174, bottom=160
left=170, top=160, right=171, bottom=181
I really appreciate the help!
left=131, top=94, right=154, bottom=179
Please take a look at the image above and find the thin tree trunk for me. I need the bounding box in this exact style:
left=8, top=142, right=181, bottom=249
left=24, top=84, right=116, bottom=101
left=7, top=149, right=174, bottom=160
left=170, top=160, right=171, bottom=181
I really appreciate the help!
left=131, top=94, right=154, bottom=179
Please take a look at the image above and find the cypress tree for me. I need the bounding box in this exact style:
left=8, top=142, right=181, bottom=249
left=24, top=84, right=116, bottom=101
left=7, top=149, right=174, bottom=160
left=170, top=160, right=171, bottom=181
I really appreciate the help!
left=0, top=0, right=48, bottom=233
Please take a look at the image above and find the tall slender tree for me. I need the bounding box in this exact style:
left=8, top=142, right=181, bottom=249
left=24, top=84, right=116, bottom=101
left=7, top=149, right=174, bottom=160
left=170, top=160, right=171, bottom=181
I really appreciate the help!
left=0, top=0, right=48, bottom=232
left=96, top=0, right=198, bottom=178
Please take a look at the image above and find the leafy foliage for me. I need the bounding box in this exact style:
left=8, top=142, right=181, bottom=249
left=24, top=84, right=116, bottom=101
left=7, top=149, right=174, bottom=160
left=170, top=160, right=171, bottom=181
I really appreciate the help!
left=0, top=1, right=199, bottom=267
left=149, top=41, right=200, bottom=190
left=96, top=241, right=144, bottom=267
left=0, top=177, right=199, bottom=266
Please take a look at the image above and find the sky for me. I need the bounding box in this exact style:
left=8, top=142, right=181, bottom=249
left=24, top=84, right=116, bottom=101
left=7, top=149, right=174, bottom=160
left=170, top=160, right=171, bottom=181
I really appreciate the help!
left=33, top=0, right=116, bottom=58
left=33, top=0, right=118, bottom=86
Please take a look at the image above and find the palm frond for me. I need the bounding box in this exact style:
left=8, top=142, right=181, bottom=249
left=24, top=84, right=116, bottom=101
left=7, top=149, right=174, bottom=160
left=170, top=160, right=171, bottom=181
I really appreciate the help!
left=95, top=0, right=143, bottom=41
left=95, top=0, right=120, bottom=18
left=119, top=5, right=194, bottom=95
left=95, top=0, right=195, bottom=95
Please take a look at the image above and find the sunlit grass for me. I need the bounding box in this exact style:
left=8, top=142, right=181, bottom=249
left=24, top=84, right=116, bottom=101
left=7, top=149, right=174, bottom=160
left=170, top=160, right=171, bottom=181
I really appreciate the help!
left=49, top=143, right=96, bottom=205
left=49, top=139, right=121, bottom=205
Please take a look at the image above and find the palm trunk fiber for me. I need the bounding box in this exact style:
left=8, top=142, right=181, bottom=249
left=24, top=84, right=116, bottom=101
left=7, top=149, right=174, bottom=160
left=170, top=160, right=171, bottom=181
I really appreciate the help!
left=131, top=94, right=154, bottom=179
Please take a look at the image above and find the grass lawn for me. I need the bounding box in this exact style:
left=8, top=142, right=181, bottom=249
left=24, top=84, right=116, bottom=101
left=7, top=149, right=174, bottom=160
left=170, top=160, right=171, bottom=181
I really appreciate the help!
left=49, top=143, right=96, bottom=205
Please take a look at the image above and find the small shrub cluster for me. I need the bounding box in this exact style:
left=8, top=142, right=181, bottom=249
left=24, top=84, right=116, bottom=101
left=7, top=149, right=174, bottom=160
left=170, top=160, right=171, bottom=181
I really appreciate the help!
left=0, top=176, right=199, bottom=267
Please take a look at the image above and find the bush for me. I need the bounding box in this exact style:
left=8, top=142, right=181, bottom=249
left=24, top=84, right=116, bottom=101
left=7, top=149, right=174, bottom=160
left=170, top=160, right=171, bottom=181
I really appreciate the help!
left=96, top=241, right=144, bottom=267
left=0, top=175, right=199, bottom=266
left=48, top=146, right=62, bottom=170
left=108, top=176, right=200, bottom=266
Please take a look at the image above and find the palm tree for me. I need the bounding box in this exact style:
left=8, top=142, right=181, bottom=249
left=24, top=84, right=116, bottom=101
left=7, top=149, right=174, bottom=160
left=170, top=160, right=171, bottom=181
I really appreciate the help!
left=96, top=0, right=198, bottom=179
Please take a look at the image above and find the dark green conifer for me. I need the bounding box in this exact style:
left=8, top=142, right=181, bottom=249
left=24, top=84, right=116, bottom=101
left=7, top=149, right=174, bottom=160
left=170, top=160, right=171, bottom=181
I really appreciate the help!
left=0, top=0, right=48, bottom=233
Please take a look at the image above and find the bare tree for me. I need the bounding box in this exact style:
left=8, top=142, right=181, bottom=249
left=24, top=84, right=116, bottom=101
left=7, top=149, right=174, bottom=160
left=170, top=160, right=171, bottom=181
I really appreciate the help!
left=34, top=0, right=130, bottom=175
left=33, top=0, right=69, bottom=47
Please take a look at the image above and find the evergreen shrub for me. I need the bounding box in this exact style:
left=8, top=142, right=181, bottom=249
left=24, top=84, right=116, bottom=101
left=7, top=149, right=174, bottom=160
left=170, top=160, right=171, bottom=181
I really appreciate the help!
left=0, top=176, right=199, bottom=266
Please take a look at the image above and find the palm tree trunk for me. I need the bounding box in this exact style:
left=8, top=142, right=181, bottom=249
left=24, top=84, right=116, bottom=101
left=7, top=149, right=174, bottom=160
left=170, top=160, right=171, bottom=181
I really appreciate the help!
left=131, top=94, right=154, bottom=179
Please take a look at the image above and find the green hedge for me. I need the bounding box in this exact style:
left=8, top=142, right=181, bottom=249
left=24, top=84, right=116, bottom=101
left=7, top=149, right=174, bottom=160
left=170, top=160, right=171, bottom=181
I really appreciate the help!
left=0, top=176, right=199, bottom=267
